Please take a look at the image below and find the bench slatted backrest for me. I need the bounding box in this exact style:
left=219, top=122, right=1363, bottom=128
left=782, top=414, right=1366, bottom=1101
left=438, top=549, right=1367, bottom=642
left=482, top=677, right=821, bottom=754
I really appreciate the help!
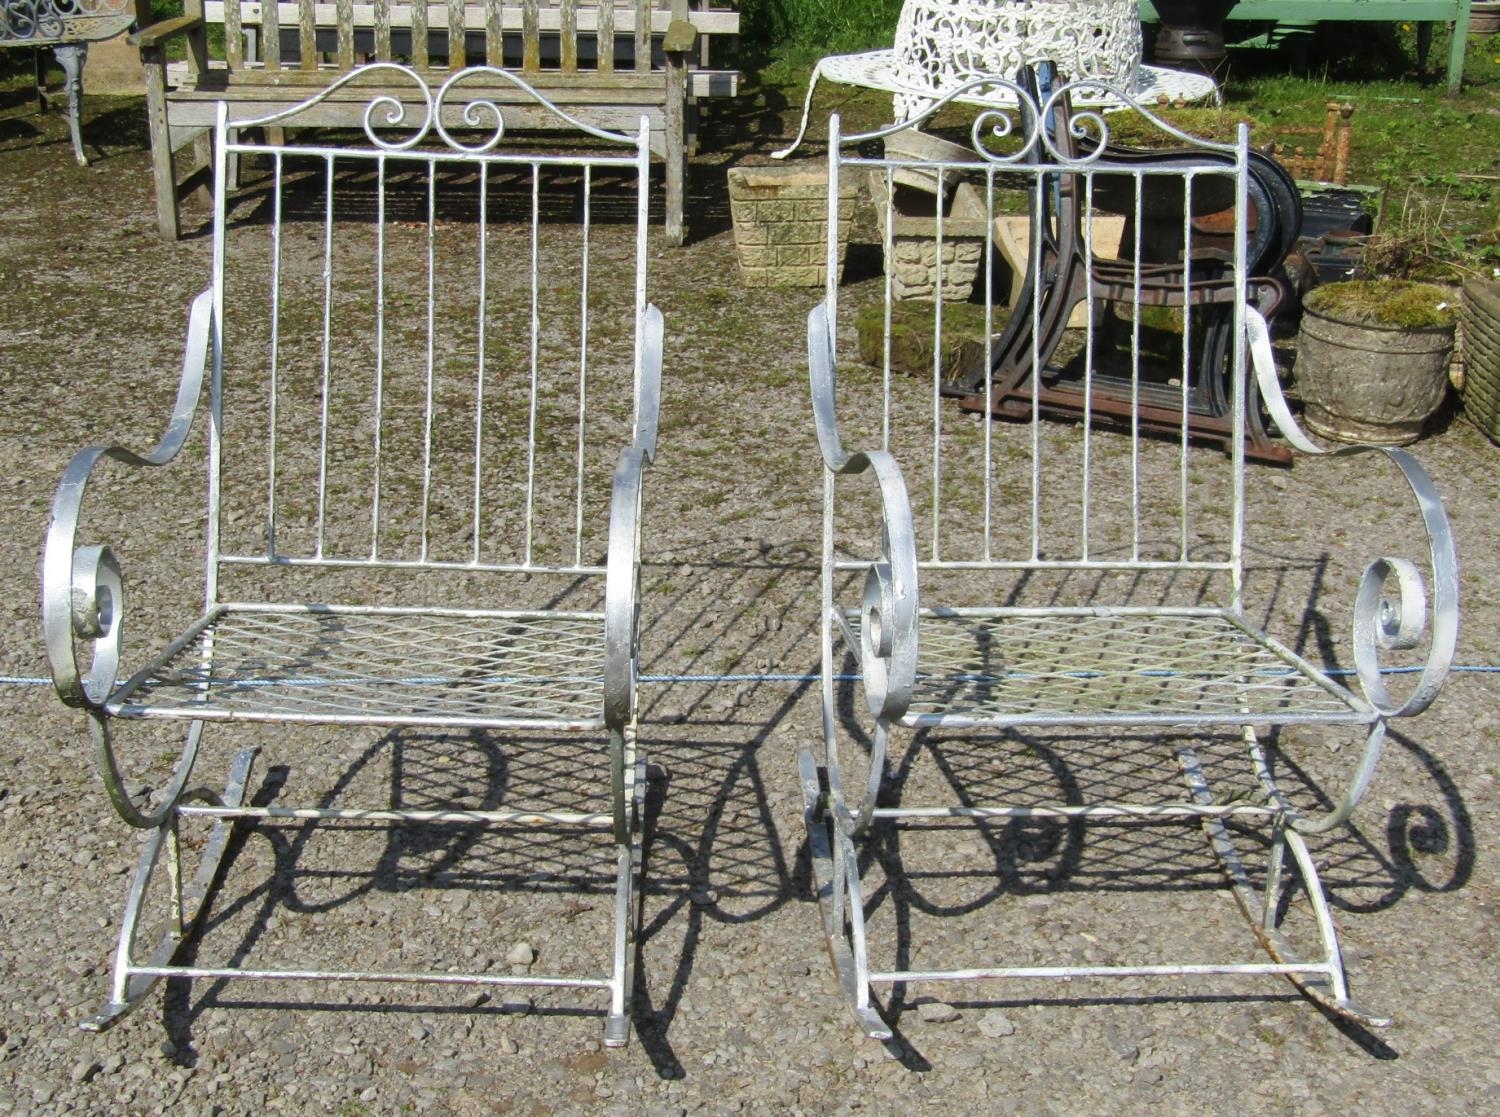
left=206, top=69, right=651, bottom=596
left=824, top=85, right=1253, bottom=611
left=200, top=2, right=706, bottom=76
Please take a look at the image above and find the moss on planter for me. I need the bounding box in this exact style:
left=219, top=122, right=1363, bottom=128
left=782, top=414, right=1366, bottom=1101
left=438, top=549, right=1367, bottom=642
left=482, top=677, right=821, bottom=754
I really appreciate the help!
left=1304, top=280, right=1459, bottom=330
left=856, top=300, right=1010, bottom=384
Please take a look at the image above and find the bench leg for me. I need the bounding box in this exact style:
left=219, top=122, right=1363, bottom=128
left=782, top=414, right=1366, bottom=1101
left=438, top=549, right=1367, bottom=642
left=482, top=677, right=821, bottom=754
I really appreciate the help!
left=665, top=53, right=687, bottom=247
left=54, top=43, right=89, bottom=166
left=1446, top=8, right=1470, bottom=94
left=140, top=44, right=181, bottom=241
left=32, top=47, right=48, bottom=114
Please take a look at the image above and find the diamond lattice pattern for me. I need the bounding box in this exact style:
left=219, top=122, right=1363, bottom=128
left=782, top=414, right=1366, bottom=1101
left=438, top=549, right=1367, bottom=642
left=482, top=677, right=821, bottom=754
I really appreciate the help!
left=862, top=611, right=1368, bottom=726
left=111, top=609, right=608, bottom=726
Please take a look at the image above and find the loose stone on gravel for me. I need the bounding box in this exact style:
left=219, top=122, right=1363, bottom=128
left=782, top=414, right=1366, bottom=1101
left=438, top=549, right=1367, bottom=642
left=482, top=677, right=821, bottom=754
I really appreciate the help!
left=977, top=1010, right=1017, bottom=1038
left=915, top=1000, right=960, bottom=1023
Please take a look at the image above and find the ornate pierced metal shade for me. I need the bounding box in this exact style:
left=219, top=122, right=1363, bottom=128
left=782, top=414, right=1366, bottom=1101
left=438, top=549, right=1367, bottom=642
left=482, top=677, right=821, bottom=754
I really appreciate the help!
left=891, top=0, right=1143, bottom=117
left=0, top=0, right=133, bottom=46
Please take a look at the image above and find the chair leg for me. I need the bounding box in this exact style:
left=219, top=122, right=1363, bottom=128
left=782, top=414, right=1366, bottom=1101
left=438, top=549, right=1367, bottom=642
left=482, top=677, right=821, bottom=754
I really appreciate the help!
left=604, top=752, right=645, bottom=1047
left=1180, top=742, right=1390, bottom=1029
left=83, top=747, right=258, bottom=1032
left=798, top=746, right=894, bottom=1041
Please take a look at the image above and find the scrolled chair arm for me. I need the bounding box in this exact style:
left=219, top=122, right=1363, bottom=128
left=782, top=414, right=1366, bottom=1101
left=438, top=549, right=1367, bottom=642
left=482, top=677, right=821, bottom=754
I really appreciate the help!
left=42, top=289, right=214, bottom=709
left=809, top=302, right=920, bottom=726
left=603, top=442, right=650, bottom=846
left=603, top=445, right=648, bottom=736
left=633, top=304, right=664, bottom=462
left=605, top=303, right=664, bottom=730
left=1247, top=307, right=1459, bottom=719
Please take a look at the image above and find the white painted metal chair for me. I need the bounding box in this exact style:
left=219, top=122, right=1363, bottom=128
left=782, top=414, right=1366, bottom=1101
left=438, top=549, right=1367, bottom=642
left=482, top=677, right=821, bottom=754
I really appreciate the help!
left=776, top=0, right=1217, bottom=159
left=801, top=76, right=1459, bottom=1039
left=43, top=65, right=663, bottom=1045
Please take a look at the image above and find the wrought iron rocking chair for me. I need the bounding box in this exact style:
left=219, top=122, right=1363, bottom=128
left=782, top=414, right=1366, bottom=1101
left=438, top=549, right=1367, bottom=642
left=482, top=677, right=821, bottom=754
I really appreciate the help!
left=43, top=65, right=664, bottom=1045
left=801, top=76, right=1458, bottom=1039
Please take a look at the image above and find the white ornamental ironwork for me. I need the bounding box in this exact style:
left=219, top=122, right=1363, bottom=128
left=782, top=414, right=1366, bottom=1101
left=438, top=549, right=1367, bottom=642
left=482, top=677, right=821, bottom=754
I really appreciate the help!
left=776, top=0, right=1218, bottom=158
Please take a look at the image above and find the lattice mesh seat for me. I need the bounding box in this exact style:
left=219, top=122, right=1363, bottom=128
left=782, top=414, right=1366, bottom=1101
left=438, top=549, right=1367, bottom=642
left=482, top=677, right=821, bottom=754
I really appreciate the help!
left=845, top=611, right=1374, bottom=728
left=110, top=608, right=607, bottom=728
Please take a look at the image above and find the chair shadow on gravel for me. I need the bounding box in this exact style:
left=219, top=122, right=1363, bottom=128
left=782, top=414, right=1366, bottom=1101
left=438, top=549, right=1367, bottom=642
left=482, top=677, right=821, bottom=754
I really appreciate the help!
left=161, top=726, right=641, bottom=1051
left=630, top=677, right=811, bottom=1079
left=821, top=544, right=1473, bottom=1060
left=151, top=694, right=809, bottom=1075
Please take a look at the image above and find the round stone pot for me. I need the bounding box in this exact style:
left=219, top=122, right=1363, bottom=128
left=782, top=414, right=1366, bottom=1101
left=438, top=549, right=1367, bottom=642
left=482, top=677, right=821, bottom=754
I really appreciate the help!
left=1471, top=3, right=1500, bottom=36
left=1293, top=295, right=1455, bottom=445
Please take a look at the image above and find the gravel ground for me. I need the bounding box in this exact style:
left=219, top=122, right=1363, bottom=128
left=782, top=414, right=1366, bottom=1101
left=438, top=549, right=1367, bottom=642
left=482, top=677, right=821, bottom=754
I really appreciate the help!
left=1, top=87, right=1498, bottom=1116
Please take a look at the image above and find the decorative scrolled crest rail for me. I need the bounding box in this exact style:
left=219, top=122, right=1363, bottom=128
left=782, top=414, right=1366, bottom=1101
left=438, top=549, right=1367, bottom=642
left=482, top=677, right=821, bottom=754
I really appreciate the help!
left=836, top=75, right=1240, bottom=168
left=227, top=64, right=647, bottom=155
left=230, top=63, right=436, bottom=149
left=433, top=66, right=646, bottom=151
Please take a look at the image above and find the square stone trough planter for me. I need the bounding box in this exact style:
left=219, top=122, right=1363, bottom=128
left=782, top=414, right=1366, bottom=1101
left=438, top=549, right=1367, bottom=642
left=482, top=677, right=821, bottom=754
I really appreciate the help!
left=727, top=164, right=858, bottom=288
left=878, top=180, right=991, bottom=303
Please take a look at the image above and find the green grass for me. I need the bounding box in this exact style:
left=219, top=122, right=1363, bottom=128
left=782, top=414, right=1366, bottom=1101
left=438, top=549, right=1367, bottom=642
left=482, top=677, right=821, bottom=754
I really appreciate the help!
left=5, top=5, right=1500, bottom=277
left=744, top=15, right=1500, bottom=280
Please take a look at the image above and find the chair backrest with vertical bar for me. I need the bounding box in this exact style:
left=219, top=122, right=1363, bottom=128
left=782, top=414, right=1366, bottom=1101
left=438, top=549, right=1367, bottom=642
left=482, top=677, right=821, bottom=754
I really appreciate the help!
left=206, top=66, right=651, bottom=607
left=822, top=78, right=1253, bottom=612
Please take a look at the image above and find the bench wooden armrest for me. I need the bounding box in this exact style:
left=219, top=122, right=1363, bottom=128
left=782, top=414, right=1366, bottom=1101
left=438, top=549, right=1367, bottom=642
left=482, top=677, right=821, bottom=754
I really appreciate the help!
left=130, top=16, right=204, bottom=49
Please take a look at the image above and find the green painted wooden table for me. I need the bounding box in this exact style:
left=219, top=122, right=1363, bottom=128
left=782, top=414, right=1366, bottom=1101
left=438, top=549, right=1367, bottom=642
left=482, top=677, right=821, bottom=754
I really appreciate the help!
left=1139, top=1, right=1473, bottom=92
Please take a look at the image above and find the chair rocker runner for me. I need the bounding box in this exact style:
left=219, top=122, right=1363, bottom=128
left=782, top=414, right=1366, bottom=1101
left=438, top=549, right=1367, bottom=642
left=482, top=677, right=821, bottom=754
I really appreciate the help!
left=801, top=77, right=1458, bottom=1039
left=43, top=64, right=665, bottom=1045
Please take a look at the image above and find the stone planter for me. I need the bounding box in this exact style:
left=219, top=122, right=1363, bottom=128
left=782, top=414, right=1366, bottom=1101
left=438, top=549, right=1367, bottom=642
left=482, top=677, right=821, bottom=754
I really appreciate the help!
left=1471, top=3, right=1500, bottom=35
left=727, top=164, right=858, bottom=288
left=882, top=128, right=980, bottom=198
left=878, top=182, right=990, bottom=302
left=1293, top=287, right=1456, bottom=445
left=1461, top=276, right=1500, bottom=443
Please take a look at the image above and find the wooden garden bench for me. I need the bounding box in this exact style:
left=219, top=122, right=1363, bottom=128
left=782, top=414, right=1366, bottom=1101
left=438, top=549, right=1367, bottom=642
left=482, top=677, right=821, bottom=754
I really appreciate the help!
left=131, top=0, right=740, bottom=243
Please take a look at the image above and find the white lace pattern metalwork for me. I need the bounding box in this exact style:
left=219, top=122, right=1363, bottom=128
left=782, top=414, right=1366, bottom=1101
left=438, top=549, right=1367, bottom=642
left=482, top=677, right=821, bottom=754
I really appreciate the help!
left=890, top=0, right=1141, bottom=119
